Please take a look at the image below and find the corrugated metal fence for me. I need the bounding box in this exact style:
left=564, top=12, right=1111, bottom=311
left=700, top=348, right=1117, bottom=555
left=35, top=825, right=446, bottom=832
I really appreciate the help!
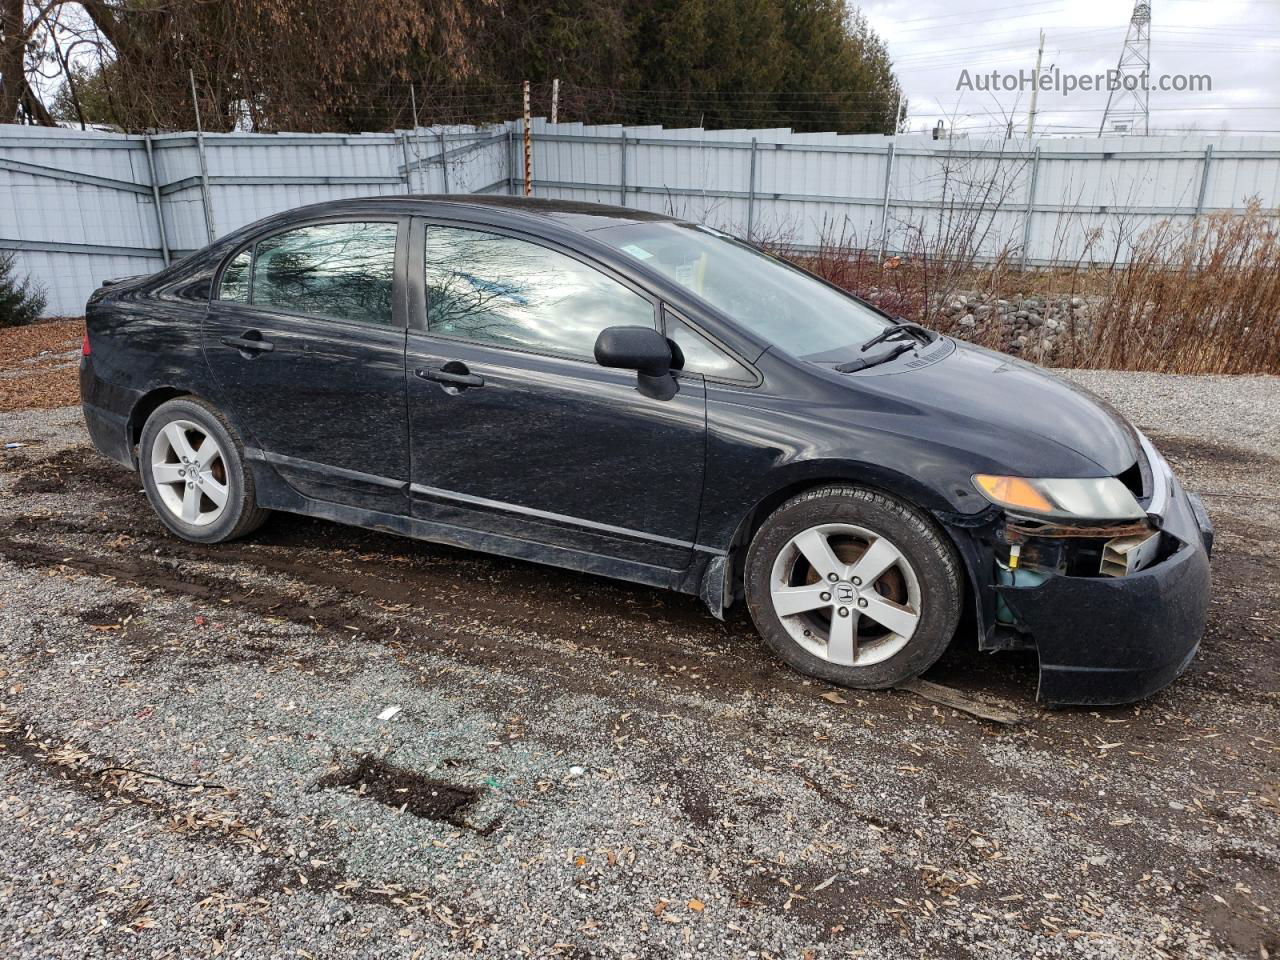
left=3, top=120, right=1279, bottom=316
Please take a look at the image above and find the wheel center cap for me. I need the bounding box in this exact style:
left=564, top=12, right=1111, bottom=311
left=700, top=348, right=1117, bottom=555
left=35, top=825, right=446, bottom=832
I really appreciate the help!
left=834, top=581, right=858, bottom=604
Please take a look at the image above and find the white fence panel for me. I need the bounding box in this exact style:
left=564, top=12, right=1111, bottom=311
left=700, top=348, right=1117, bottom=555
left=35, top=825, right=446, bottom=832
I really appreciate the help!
left=3, top=121, right=1278, bottom=316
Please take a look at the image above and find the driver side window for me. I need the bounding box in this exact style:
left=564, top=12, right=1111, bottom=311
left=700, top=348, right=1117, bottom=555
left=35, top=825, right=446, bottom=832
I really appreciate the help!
left=424, top=225, right=655, bottom=359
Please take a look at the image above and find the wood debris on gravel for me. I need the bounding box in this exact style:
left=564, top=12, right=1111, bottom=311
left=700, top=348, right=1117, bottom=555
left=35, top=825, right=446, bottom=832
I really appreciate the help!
left=0, top=318, right=84, bottom=414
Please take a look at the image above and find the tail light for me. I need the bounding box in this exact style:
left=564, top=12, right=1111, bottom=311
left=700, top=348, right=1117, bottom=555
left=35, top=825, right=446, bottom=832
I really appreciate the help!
left=81, top=333, right=91, bottom=356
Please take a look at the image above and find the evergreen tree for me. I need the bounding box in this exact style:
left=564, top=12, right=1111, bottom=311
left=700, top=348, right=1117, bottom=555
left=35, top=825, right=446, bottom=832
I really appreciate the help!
left=0, top=252, right=47, bottom=328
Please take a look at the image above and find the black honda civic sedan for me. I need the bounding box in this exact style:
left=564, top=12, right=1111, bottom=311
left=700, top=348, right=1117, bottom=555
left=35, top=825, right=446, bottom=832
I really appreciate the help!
left=79, top=196, right=1214, bottom=705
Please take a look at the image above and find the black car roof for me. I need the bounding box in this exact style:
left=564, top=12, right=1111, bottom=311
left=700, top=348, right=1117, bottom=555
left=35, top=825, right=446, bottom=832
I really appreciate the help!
left=311, top=194, right=684, bottom=234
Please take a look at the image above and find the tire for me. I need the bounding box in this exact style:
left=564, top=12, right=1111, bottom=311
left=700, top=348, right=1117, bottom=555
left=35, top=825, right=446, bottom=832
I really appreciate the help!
left=138, top=396, right=269, bottom=544
left=745, top=485, right=962, bottom=689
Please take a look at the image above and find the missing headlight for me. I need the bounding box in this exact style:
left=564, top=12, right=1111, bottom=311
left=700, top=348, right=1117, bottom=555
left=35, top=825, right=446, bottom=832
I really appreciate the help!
left=1100, top=531, right=1161, bottom=577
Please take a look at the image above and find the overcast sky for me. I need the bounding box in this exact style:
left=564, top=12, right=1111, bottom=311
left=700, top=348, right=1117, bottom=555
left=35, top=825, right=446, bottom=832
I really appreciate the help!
left=860, top=0, right=1280, bottom=137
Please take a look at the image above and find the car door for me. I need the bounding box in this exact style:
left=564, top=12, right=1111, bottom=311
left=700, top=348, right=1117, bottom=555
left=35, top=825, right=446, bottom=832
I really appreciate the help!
left=405, top=221, right=707, bottom=572
left=202, top=217, right=410, bottom=513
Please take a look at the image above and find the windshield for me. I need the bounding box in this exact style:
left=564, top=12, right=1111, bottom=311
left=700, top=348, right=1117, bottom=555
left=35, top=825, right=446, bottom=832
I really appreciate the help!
left=593, top=222, right=891, bottom=358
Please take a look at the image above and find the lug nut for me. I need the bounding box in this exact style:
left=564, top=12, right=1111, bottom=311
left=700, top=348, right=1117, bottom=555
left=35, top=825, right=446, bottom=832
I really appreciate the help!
left=820, top=592, right=831, bottom=602
left=851, top=576, right=862, bottom=586
left=857, top=598, right=868, bottom=608
left=827, top=573, right=838, bottom=582
left=837, top=607, right=850, bottom=617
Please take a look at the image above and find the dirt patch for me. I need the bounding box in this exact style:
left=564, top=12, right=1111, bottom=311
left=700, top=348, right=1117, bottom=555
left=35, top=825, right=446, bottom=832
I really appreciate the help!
left=78, top=600, right=143, bottom=629
left=317, top=755, right=482, bottom=826
left=6, top=444, right=136, bottom=496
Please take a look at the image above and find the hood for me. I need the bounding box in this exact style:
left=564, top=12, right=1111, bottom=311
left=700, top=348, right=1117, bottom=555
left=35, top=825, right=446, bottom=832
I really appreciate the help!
left=839, top=340, right=1141, bottom=477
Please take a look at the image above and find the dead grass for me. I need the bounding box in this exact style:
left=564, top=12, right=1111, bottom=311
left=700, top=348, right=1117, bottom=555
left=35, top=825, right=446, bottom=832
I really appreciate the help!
left=777, top=203, right=1280, bottom=376
left=1067, top=204, right=1280, bottom=374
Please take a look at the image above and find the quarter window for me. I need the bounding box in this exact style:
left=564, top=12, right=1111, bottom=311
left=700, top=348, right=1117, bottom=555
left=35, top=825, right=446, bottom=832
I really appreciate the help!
left=424, top=226, right=655, bottom=358
left=667, top=315, right=753, bottom=382
left=250, top=221, right=397, bottom=325
left=218, top=249, right=251, bottom=302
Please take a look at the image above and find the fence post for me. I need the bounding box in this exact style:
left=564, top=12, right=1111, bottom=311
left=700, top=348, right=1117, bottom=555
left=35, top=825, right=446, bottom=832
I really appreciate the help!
left=522, top=80, right=532, bottom=196
left=619, top=131, right=627, bottom=206
left=1020, top=146, right=1041, bottom=272
left=409, top=85, right=431, bottom=193
left=188, top=69, right=216, bottom=244
left=876, top=141, right=895, bottom=263
left=438, top=130, right=450, bottom=194
left=399, top=133, right=415, bottom=194
left=1195, top=144, right=1214, bottom=216
left=507, top=127, right=516, bottom=194
left=746, top=137, right=758, bottom=242
left=142, top=135, right=171, bottom=267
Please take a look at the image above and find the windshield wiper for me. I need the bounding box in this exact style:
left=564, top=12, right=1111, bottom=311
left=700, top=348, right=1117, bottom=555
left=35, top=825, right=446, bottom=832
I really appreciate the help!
left=858, top=321, right=937, bottom=353
left=835, top=341, right=916, bottom=373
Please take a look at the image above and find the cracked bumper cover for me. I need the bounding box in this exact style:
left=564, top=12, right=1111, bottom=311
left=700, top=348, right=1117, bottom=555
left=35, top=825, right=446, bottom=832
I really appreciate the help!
left=995, top=473, right=1213, bottom=707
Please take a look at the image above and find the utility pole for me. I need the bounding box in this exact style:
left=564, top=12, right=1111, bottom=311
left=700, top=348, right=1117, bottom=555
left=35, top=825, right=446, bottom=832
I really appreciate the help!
left=1099, top=1, right=1153, bottom=136
left=551, top=78, right=559, bottom=125
left=877, top=90, right=904, bottom=264
left=522, top=80, right=532, bottom=196
left=409, top=84, right=426, bottom=193
left=188, top=69, right=216, bottom=243
left=1026, top=29, right=1045, bottom=139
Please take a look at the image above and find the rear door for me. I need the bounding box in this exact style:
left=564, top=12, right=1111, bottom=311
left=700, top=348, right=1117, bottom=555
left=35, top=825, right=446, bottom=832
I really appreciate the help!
left=405, top=221, right=708, bottom=572
left=202, top=217, right=410, bottom=513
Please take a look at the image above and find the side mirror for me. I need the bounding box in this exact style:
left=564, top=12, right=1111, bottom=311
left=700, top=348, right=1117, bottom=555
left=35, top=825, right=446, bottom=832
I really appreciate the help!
left=594, top=326, right=678, bottom=400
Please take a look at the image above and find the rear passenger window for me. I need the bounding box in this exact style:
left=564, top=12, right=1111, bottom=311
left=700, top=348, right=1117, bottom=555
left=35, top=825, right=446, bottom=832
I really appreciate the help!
left=219, top=249, right=251, bottom=302
left=250, top=221, right=397, bottom=325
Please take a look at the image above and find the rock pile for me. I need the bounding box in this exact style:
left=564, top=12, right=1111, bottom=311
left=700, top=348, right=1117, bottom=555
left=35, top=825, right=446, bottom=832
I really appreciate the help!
left=861, top=288, right=1096, bottom=361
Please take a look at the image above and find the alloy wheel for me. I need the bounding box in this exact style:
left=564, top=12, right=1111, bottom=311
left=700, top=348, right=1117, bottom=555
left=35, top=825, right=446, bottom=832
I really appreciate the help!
left=150, top=419, right=229, bottom=526
left=769, top=522, right=922, bottom=667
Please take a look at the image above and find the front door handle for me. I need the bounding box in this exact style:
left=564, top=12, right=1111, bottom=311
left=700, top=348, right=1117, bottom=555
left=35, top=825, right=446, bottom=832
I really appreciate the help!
left=220, top=333, right=274, bottom=353
left=416, top=365, right=484, bottom=389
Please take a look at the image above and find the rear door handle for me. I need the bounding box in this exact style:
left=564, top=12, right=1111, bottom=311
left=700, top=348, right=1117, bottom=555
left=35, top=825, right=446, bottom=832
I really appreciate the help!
left=416, top=365, right=484, bottom=389
left=220, top=334, right=274, bottom=353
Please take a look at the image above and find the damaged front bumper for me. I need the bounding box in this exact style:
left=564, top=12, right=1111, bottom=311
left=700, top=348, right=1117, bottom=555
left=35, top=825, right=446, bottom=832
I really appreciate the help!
left=989, top=439, right=1213, bottom=707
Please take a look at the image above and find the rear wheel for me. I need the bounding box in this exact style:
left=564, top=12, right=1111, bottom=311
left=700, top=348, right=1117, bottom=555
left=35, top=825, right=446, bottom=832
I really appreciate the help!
left=138, top=397, right=269, bottom=544
left=745, top=485, right=962, bottom=689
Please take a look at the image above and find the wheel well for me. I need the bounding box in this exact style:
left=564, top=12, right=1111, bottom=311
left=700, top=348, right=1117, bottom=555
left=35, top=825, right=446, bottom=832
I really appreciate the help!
left=128, top=388, right=191, bottom=451
left=721, top=474, right=965, bottom=612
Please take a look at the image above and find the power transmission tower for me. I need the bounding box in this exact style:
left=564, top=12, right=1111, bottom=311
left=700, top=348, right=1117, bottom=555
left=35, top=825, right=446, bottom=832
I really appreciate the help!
left=1098, top=1, right=1152, bottom=136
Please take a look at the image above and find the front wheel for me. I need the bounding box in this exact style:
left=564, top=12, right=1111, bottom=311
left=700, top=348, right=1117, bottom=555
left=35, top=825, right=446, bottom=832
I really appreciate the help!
left=745, top=485, right=963, bottom=689
left=138, top=396, right=269, bottom=544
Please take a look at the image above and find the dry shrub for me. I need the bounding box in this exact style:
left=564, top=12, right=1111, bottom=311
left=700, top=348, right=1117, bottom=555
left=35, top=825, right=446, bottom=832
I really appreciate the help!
left=1063, top=202, right=1280, bottom=374
left=776, top=201, right=1280, bottom=375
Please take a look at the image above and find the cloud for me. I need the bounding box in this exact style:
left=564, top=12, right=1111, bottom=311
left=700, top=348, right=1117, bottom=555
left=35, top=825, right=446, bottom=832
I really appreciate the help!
left=859, top=0, right=1280, bottom=136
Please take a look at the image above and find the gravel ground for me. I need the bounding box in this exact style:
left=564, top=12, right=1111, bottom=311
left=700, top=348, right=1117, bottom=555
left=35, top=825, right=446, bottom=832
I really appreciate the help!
left=1, top=372, right=1278, bottom=959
